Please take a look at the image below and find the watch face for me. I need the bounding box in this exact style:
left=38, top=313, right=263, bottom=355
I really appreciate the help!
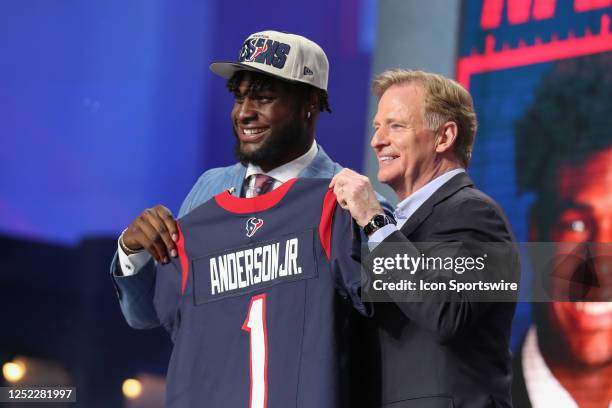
left=373, top=215, right=386, bottom=227
left=364, top=214, right=393, bottom=236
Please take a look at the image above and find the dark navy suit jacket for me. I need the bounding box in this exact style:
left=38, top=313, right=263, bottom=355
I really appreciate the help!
left=358, top=173, right=519, bottom=408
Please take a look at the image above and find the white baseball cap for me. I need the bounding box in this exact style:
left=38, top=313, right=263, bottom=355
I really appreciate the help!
left=209, top=30, right=329, bottom=91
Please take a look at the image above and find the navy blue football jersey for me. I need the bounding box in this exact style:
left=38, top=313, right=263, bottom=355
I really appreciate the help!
left=154, top=178, right=368, bottom=408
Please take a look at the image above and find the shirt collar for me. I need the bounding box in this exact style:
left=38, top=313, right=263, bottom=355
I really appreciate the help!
left=394, top=168, right=465, bottom=225
left=522, top=326, right=578, bottom=408
left=245, top=140, right=318, bottom=182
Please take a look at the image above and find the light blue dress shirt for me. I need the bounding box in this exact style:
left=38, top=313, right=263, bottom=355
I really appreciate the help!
left=368, top=168, right=466, bottom=249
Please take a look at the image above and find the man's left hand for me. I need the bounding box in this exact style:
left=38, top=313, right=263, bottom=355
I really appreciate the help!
left=330, top=168, right=383, bottom=227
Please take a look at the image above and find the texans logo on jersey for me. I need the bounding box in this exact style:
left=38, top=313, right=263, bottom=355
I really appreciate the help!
left=245, top=217, right=264, bottom=237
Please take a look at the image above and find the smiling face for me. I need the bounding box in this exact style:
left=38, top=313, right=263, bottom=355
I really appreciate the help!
left=230, top=71, right=311, bottom=172
left=371, top=83, right=440, bottom=199
left=543, top=147, right=612, bottom=366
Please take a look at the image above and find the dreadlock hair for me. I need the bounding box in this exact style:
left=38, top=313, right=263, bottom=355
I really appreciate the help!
left=227, top=71, right=331, bottom=113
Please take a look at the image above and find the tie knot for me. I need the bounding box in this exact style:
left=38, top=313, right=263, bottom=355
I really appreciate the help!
left=253, top=174, right=275, bottom=196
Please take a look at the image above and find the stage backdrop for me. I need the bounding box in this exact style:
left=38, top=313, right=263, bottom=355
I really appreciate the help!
left=0, top=0, right=377, bottom=245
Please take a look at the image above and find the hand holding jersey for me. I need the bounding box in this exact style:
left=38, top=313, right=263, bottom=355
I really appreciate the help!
left=120, top=205, right=178, bottom=264
left=330, top=168, right=385, bottom=228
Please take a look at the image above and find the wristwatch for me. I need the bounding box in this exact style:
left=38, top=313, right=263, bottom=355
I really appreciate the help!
left=363, top=213, right=396, bottom=236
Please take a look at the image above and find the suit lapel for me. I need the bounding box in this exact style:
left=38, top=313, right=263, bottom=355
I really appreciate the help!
left=400, top=172, right=475, bottom=237
left=299, top=144, right=340, bottom=179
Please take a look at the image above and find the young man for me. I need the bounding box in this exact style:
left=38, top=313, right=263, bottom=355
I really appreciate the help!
left=111, top=30, right=346, bottom=328
left=110, top=31, right=391, bottom=407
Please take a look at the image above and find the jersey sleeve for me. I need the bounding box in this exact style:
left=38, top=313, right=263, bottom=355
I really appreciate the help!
left=321, top=189, right=372, bottom=316
left=154, top=256, right=183, bottom=340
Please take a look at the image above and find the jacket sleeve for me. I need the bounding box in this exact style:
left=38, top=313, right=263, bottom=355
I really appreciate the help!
left=154, top=257, right=183, bottom=338
left=110, top=253, right=160, bottom=329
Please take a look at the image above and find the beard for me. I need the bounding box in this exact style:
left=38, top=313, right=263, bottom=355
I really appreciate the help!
left=233, top=113, right=306, bottom=167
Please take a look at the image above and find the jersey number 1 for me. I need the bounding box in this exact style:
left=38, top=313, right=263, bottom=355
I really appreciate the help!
left=242, top=294, right=268, bottom=408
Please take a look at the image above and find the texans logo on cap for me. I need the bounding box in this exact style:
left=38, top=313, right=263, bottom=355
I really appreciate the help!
left=245, top=217, right=264, bottom=237
left=239, top=36, right=290, bottom=69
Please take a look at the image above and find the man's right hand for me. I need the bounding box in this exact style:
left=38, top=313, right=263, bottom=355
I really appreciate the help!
left=122, top=205, right=178, bottom=264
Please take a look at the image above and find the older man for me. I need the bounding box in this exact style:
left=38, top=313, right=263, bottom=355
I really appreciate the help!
left=332, top=69, right=518, bottom=407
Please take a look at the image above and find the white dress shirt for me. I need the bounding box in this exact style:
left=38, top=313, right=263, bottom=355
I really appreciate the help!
left=368, top=168, right=465, bottom=249
left=522, top=327, right=583, bottom=408
left=117, top=140, right=318, bottom=276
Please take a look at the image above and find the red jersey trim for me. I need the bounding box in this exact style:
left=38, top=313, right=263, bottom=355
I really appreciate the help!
left=319, top=189, right=337, bottom=260
left=214, top=178, right=298, bottom=214
left=176, top=222, right=189, bottom=295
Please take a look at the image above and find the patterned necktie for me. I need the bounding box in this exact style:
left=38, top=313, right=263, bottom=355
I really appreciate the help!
left=252, top=174, right=276, bottom=196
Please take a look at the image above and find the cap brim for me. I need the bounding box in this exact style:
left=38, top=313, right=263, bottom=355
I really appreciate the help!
left=209, top=61, right=280, bottom=80
left=209, top=61, right=326, bottom=91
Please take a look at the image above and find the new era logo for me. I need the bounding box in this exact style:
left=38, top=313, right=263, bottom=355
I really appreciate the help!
left=245, top=217, right=264, bottom=237
left=303, top=66, right=314, bottom=76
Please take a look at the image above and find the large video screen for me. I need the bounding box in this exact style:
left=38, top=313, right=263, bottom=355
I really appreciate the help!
left=458, top=1, right=612, bottom=406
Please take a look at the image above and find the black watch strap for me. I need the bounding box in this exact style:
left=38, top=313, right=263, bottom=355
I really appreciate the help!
left=363, top=213, right=395, bottom=236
